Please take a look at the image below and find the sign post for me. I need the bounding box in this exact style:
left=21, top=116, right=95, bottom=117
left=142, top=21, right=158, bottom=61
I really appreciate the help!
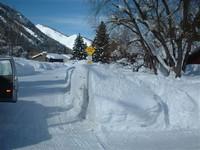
left=85, top=46, right=95, bottom=64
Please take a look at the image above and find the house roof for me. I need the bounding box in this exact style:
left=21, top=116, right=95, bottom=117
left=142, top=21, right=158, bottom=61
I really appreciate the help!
left=46, top=53, right=72, bottom=59
left=32, top=51, right=47, bottom=59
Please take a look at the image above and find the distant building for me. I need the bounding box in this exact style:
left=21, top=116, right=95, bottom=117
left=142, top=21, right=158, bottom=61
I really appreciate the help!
left=32, top=51, right=73, bottom=62
left=187, top=47, right=200, bottom=64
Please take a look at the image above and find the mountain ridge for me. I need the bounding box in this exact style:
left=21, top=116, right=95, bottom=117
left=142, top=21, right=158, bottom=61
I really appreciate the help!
left=36, top=24, right=92, bottom=49
left=0, top=2, right=71, bottom=57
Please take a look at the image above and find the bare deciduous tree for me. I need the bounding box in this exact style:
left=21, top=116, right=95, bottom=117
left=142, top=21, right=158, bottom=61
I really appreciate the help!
left=89, top=0, right=200, bottom=77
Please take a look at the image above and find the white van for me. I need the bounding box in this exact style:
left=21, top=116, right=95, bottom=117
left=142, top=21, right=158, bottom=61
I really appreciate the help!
left=0, top=57, right=18, bottom=102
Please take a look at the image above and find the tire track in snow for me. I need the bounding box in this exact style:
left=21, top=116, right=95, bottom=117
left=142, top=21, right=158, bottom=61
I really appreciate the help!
left=140, top=94, right=170, bottom=128
left=66, top=65, right=91, bottom=121
left=62, top=65, right=105, bottom=150
left=78, top=68, right=90, bottom=120
left=65, top=66, right=75, bottom=92
left=128, top=76, right=170, bottom=128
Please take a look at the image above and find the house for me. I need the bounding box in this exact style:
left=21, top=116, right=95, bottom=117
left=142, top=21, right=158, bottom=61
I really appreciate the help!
left=187, top=47, right=200, bottom=64
left=31, top=52, right=72, bottom=62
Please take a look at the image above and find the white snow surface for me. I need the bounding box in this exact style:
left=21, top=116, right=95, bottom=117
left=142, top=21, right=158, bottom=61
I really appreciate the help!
left=14, top=57, right=67, bottom=76
left=85, top=64, right=200, bottom=131
left=0, top=58, right=199, bottom=150
left=23, top=26, right=37, bottom=38
left=70, top=62, right=200, bottom=149
left=22, top=26, right=43, bottom=42
left=0, top=16, right=6, bottom=23
left=36, top=24, right=91, bottom=49
left=46, top=53, right=72, bottom=60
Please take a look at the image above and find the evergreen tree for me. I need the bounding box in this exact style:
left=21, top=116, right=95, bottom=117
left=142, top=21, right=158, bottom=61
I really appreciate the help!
left=92, top=21, right=110, bottom=63
left=72, top=33, right=87, bottom=60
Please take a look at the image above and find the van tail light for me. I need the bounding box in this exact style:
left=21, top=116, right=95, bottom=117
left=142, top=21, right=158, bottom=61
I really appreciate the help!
left=6, top=89, right=12, bottom=93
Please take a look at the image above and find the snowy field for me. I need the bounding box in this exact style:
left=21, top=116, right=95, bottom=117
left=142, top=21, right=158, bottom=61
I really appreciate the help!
left=0, top=58, right=199, bottom=150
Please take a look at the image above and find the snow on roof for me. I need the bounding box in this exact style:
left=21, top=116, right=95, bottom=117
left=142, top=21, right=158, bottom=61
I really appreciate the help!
left=46, top=53, right=72, bottom=59
left=32, top=51, right=47, bottom=59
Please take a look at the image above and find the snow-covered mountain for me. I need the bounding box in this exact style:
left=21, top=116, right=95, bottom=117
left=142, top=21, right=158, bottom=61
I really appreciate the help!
left=36, top=24, right=92, bottom=49
left=0, top=2, right=71, bottom=56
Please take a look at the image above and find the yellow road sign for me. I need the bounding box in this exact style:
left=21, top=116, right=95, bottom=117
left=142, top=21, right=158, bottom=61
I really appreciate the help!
left=85, top=46, right=95, bottom=56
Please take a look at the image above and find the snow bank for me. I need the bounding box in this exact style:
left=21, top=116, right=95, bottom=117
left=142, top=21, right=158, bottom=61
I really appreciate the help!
left=131, top=73, right=200, bottom=130
left=68, top=65, right=88, bottom=118
left=70, top=63, right=200, bottom=132
left=14, top=57, right=66, bottom=76
left=64, top=63, right=94, bottom=122
left=16, top=58, right=199, bottom=132
left=87, top=64, right=168, bottom=131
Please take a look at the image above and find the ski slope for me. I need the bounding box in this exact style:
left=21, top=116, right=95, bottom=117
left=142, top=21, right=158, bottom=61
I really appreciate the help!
left=0, top=58, right=199, bottom=150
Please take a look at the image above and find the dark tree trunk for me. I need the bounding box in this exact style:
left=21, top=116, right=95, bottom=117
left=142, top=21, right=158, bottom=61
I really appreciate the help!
left=175, top=40, right=183, bottom=77
left=182, top=41, right=192, bottom=71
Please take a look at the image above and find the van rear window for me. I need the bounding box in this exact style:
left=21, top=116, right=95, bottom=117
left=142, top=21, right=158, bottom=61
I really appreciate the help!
left=0, top=60, right=12, bottom=75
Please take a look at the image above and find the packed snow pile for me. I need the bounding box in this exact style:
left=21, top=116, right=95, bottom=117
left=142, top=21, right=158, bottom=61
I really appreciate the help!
left=9, top=57, right=200, bottom=149
left=64, top=65, right=89, bottom=120
left=14, top=57, right=66, bottom=76
left=14, top=58, right=200, bottom=132
left=69, top=64, right=200, bottom=132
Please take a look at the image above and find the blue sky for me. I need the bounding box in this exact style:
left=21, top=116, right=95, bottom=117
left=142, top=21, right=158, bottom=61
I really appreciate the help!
left=1, top=0, right=96, bottom=39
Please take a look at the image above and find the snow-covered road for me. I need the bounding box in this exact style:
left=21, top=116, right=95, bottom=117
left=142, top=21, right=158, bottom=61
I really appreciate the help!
left=0, top=67, right=102, bottom=150
left=0, top=59, right=199, bottom=150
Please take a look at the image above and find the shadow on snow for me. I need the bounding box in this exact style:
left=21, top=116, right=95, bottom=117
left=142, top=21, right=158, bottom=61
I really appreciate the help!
left=18, top=79, right=67, bottom=98
left=0, top=100, right=68, bottom=150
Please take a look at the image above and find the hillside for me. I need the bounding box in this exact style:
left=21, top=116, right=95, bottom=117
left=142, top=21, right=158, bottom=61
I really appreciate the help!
left=0, top=2, right=71, bottom=57
left=36, top=24, right=92, bottom=49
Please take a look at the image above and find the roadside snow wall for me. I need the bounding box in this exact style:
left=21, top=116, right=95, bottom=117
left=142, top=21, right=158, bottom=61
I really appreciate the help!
left=67, top=65, right=90, bottom=121
left=68, top=63, right=199, bottom=132
left=14, top=57, right=66, bottom=76
left=86, top=64, right=200, bottom=131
